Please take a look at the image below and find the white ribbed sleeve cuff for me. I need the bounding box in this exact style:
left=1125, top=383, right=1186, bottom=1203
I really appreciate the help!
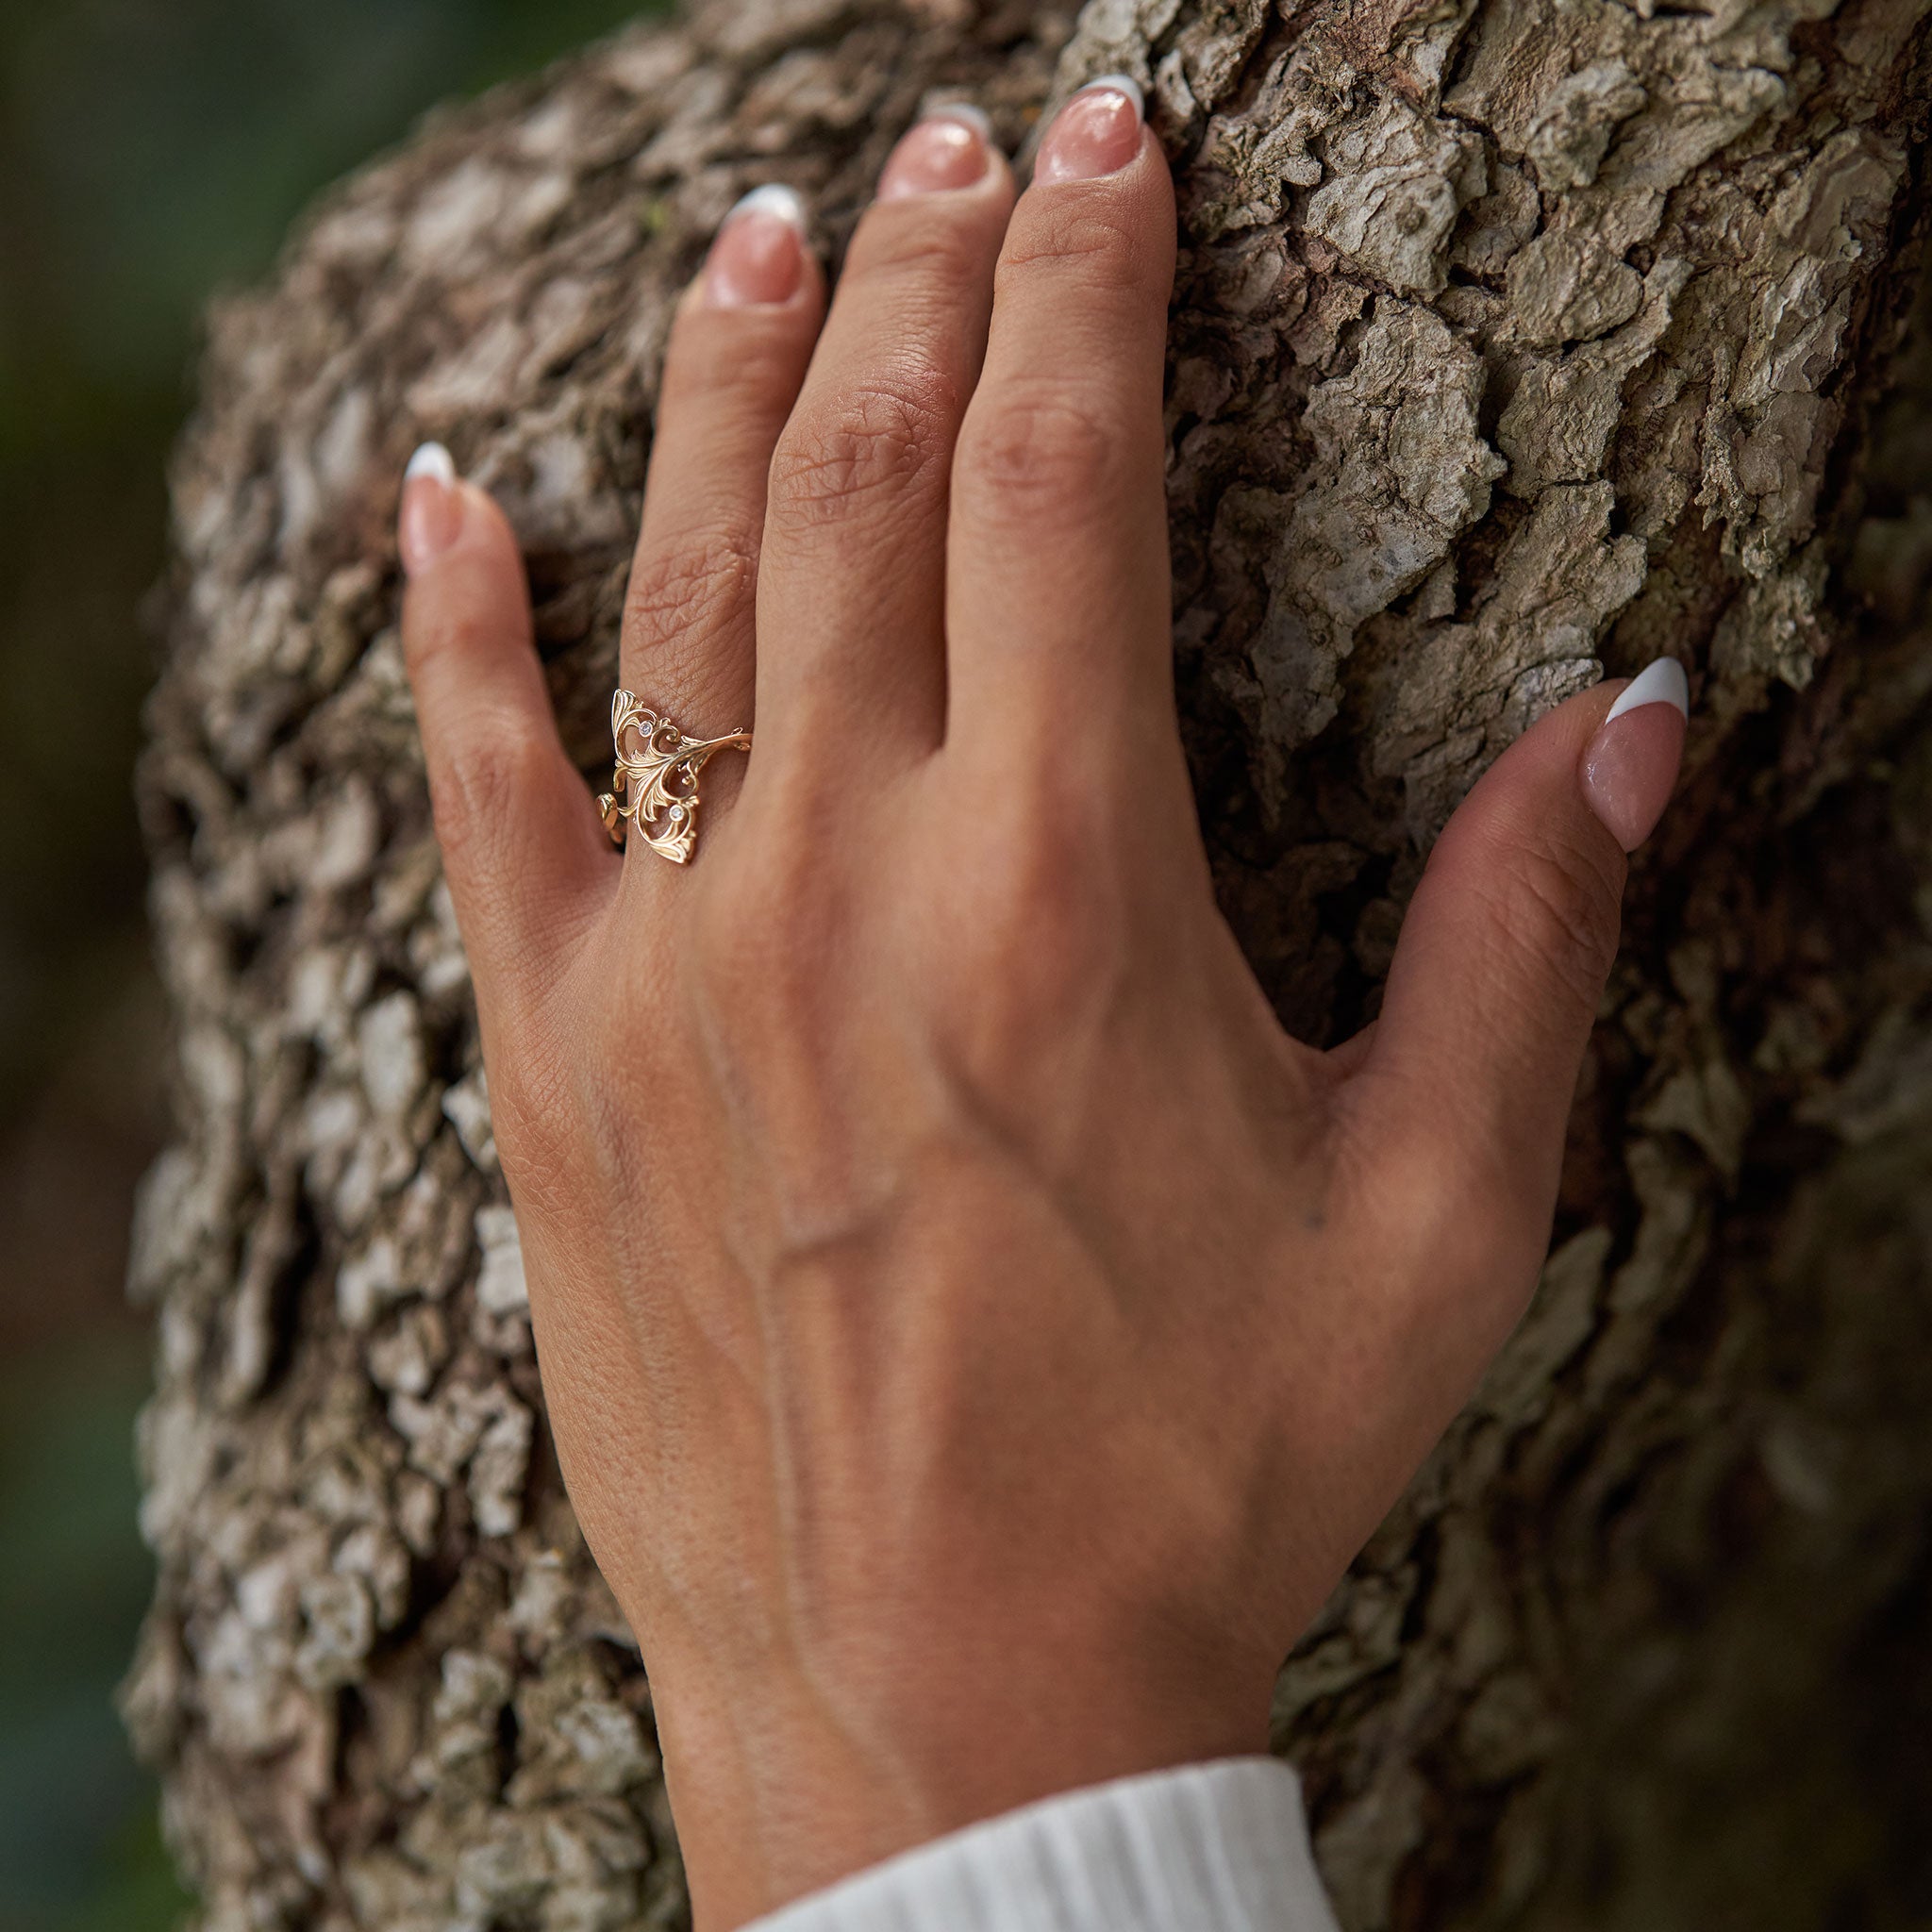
left=741, top=1757, right=1341, bottom=1932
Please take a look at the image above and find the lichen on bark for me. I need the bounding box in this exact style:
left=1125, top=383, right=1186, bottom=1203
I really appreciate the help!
left=127, top=0, right=1932, bottom=1924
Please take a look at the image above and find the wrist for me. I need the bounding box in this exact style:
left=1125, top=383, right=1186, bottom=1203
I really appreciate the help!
left=649, top=1644, right=1272, bottom=1929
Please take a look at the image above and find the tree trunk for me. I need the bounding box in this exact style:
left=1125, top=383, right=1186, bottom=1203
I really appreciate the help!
left=126, top=0, right=1932, bottom=1924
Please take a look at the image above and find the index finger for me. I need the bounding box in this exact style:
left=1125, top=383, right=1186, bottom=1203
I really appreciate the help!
left=942, top=80, right=1177, bottom=777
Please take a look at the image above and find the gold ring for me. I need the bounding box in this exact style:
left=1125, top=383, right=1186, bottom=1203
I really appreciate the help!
left=596, top=690, right=750, bottom=864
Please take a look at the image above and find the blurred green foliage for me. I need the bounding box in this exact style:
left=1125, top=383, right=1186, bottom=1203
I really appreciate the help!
left=0, top=4, right=657, bottom=1924
left=0, top=0, right=661, bottom=1117
left=0, top=1337, right=182, bottom=1932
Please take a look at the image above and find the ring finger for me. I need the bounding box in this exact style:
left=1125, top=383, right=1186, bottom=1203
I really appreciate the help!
left=615, top=186, right=825, bottom=856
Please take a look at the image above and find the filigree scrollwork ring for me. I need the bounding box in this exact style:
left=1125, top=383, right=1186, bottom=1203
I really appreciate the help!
left=596, top=690, right=750, bottom=864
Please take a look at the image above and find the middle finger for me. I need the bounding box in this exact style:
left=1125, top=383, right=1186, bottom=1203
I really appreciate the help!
left=754, top=108, right=1015, bottom=768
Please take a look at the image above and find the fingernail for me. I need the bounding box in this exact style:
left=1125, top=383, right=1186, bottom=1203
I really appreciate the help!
left=1580, top=658, right=1690, bottom=852
left=929, top=102, right=992, bottom=142
left=878, top=108, right=992, bottom=201
left=399, top=442, right=464, bottom=575
left=1035, top=75, right=1145, bottom=186
left=707, top=185, right=808, bottom=308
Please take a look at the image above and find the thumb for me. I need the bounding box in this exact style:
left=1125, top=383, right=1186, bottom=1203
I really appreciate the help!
left=1355, top=658, right=1689, bottom=1227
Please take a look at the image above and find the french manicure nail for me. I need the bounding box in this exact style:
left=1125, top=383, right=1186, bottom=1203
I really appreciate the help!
left=399, top=441, right=464, bottom=575
left=706, top=185, right=808, bottom=308
left=929, top=102, right=992, bottom=141
left=878, top=108, right=992, bottom=201
left=1035, top=74, right=1145, bottom=186
left=1580, top=658, right=1690, bottom=852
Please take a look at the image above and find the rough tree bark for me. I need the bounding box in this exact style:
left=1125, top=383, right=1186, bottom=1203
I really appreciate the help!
left=125, top=0, right=1932, bottom=1925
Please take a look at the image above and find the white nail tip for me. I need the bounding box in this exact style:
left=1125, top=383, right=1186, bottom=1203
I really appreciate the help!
left=405, top=441, right=455, bottom=487
left=927, top=102, right=993, bottom=140
left=1603, top=657, right=1690, bottom=724
left=1078, top=72, right=1145, bottom=119
left=726, top=184, right=808, bottom=232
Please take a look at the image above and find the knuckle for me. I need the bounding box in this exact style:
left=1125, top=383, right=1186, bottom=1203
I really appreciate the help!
left=663, top=308, right=808, bottom=408
left=850, top=207, right=995, bottom=290
left=1338, top=1111, right=1525, bottom=1316
left=956, top=384, right=1130, bottom=519
left=481, top=1038, right=575, bottom=1203
left=1001, top=200, right=1145, bottom=294
left=768, top=376, right=951, bottom=525
left=425, top=717, right=552, bottom=882
left=690, top=825, right=838, bottom=1043
left=623, top=526, right=758, bottom=660
left=986, top=808, right=1106, bottom=961
left=403, top=596, right=490, bottom=686
left=1482, top=826, right=1623, bottom=1017
left=938, top=793, right=1125, bottom=1081
left=1407, top=1131, right=1510, bottom=1263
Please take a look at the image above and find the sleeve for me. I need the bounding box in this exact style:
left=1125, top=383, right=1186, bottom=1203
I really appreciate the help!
left=741, top=1757, right=1342, bottom=1932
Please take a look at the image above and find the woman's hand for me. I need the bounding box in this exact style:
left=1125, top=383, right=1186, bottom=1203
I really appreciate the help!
left=396, top=81, right=1686, bottom=1931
